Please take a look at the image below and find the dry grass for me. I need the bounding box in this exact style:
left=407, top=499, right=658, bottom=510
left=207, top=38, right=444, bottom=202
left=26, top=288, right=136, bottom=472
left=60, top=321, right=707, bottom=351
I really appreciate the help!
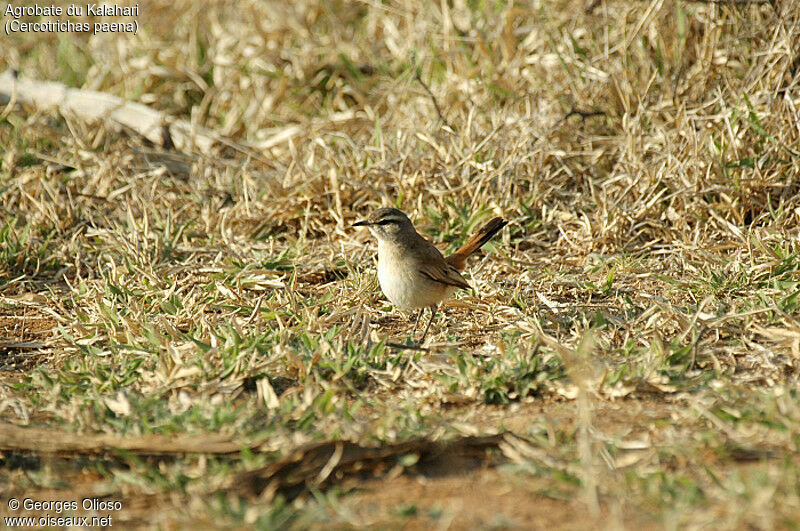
left=1, top=0, right=800, bottom=528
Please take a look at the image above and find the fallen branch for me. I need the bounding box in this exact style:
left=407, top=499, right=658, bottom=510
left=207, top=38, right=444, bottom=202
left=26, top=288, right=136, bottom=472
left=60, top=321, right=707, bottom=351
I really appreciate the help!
left=233, top=434, right=506, bottom=499
left=0, top=69, right=217, bottom=154
left=0, top=422, right=244, bottom=455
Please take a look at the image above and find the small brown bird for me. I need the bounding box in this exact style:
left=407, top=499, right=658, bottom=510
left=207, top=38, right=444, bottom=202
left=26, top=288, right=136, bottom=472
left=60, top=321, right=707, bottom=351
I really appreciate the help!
left=354, top=207, right=507, bottom=342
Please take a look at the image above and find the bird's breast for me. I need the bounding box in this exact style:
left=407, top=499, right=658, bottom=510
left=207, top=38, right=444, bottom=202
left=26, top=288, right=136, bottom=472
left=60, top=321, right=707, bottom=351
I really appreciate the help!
left=376, top=242, right=453, bottom=309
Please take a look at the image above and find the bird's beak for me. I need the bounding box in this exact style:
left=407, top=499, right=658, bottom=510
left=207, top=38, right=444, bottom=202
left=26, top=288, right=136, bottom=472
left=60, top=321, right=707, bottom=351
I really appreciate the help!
left=353, top=220, right=371, bottom=227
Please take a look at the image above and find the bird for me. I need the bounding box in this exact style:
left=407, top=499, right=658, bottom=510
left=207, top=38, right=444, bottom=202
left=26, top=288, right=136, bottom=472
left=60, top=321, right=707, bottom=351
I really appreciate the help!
left=353, top=207, right=507, bottom=343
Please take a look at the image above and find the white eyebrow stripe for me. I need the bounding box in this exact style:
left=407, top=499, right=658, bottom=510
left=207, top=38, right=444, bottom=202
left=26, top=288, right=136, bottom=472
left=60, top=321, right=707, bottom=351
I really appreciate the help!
left=376, top=215, right=406, bottom=224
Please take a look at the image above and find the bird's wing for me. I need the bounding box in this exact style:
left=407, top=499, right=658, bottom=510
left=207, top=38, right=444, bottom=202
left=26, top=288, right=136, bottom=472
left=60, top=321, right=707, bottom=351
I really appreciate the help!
left=410, top=230, right=472, bottom=290
left=418, top=261, right=471, bottom=289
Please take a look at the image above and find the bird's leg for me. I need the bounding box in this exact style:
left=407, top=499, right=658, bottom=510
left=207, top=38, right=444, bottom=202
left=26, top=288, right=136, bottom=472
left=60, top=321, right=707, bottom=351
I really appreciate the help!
left=411, top=308, right=424, bottom=339
left=419, top=304, right=437, bottom=343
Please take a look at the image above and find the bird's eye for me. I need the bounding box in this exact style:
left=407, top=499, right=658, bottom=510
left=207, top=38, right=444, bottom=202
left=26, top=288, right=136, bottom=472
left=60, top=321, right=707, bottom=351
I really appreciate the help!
left=377, top=219, right=395, bottom=226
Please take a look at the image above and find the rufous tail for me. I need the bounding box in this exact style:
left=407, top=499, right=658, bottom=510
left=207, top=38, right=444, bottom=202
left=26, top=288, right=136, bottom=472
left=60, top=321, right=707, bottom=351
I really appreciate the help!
left=446, top=217, right=507, bottom=271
